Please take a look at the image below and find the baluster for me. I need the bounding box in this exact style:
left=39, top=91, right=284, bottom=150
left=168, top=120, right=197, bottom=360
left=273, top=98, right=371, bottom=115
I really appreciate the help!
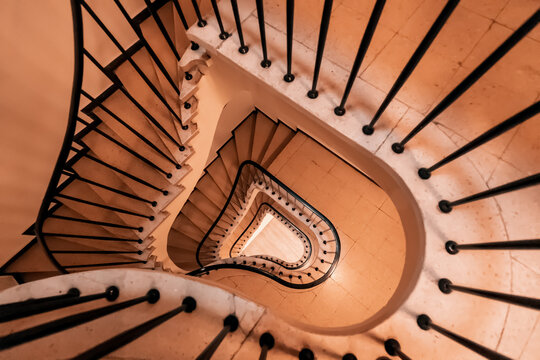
left=170, top=0, right=199, bottom=51
left=191, top=0, right=207, bottom=27
left=0, top=288, right=82, bottom=322
left=64, top=260, right=147, bottom=269
left=258, top=332, right=275, bottom=360
left=72, top=297, right=196, bottom=360
left=196, top=315, right=239, bottom=360
left=307, top=0, right=333, bottom=99
left=55, top=193, right=155, bottom=220
left=363, top=0, right=459, bottom=134
left=391, top=9, right=540, bottom=154
left=439, top=173, right=540, bottom=213
left=384, top=339, right=411, bottom=360
left=211, top=0, right=230, bottom=39
left=418, top=101, right=540, bottom=179
left=438, top=278, right=540, bottom=310
left=48, top=214, right=142, bottom=232
left=284, top=0, right=295, bottom=82
left=334, top=0, right=386, bottom=116
left=342, top=354, right=357, bottom=360
left=445, top=239, right=540, bottom=254
left=230, top=0, right=249, bottom=53
left=256, top=0, right=271, bottom=67
left=144, top=0, right=181, bottom=60
left=417, top=314, right=512, bottom=360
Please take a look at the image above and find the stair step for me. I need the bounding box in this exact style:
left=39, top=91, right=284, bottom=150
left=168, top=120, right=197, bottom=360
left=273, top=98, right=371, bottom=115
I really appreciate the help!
left=233, top=111, right=256, bottom=164
left=260, top=122, right=296, bottom=168
left=251, top=112, right=278, bottom=164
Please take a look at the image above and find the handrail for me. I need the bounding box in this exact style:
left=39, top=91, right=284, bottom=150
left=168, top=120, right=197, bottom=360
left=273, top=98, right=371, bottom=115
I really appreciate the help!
left=229, top=202, right=313, bottom=270
left=34, top=0, right=84, bottom=274
left=192, top=160, right=340, bottom=289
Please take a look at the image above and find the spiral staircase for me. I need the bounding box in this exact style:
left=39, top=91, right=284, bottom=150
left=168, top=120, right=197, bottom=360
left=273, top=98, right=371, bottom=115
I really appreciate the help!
left=1, top=0, right=539, bottom=359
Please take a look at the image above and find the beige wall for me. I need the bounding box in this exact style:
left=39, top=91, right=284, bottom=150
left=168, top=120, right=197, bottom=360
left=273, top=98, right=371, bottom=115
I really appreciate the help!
left=0, top=1, right=74, bottom=266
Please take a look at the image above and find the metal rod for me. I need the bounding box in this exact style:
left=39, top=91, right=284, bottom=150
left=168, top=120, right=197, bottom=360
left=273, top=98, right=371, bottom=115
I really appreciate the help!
left=49, top=214, right=142, bottom=232
left=0, top=286, right=117, bottom=325
left=195, top=315, right=239, bottom=360
left=445, top=239, right=540, bottom=254
left=439, top=278, right=540, bottom=310
left=113, top=0, right=180, bottom=94
left=334, top=0, right=386, bottom=116
left=144, top=0, right=181, bottom=60
left=307, top=0, right=333, bottom=99
left=419, top=101, right=540, bottom=179
left=391, top=9, right=540, bottom=154
left=417, top=315, right=512, bottom=360
left=439, top=172, right=540, bottom=213
left=256, top=0, right=271, bottom=68
left=64, top=260, right=146, bottom=269
left=363, top=0, right=459, bottom=134
left=172, top=0, right=189, bottom=29
left=72, top=174, right=157, bottom=207
left=211, top=0, right=230, bottom=39
left=258, top=332, right=275, bottom=360
left=72, top=297, right=196, bottom=360
left=284, top=0, right=295, bottom=82
left=191, top=0, right=207, bottom=27
left=41, top=233, right=141, bottom=243
left=230, top=0, right=249, bottom=53
left=55, top=193, right=154, bottom=220
left=0, top=289, right=158, bottom=351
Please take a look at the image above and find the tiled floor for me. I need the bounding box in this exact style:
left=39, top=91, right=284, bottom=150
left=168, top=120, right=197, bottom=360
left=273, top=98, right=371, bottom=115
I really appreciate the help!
left=208, top=133, right=406, bottom=328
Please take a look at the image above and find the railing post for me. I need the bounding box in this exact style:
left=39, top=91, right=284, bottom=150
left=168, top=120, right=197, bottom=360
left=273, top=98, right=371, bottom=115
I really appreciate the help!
left=210, top=0, right=230, bottom=39
left=258, top=332, right=275, bottom=360
left=439, top=173, right=540, bottom=213
left=307, top=0, right=333, bottom=99
left=230, top=0, right=249, bottom=54
left=334, top=0, right=386, bottom=116
left=438, top=278, right=540, bottom=310
left=391, top=9, right=540, bottom=154
left=418, top=101, right=540, bottom=179
left=191, top=0, right=208, bottom=27
left=342, top=353, right=357, bottom=360
left=256, top=0, right=271, bottom=68
left=196, top=314, right=239, bottom=360
left=284, top=0, right=295, bottom=82
left=417, top=314, right=512, bottom=360
left=363, top=0, right=459, bottom=134
left=445, top=239, right=540, bottom=254
left=144, top=0, right=180, bottom=60
left=384, top=338, right=411, bottom=360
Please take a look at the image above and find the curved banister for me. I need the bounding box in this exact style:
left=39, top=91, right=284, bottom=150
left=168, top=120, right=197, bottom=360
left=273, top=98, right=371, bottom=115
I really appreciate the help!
left=229, top=202, right=313, bottom=270
left=192, top=160, right=340, bottom=289
left=34, top=0, right=84, bottom=274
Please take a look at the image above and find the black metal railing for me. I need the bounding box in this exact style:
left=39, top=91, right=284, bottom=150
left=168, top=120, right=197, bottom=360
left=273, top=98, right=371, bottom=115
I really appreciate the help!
left=188, top=161, right=340, bottom=289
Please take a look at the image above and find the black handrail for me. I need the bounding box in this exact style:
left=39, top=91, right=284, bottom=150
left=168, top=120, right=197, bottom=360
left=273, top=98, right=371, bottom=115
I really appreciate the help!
left=228, top=202, right=313, bottom=270
left=34, top=0, right=84, bottom=274
left=187, top=161, right=340, bottom=289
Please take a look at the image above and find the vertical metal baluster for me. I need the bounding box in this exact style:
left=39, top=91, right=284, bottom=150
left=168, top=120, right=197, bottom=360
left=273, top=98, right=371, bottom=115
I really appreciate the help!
left=284, top=0, right=295, bottom=82
left=230, top=0, right=249, bottom=53
left=211, top=0, right=230, bottom=39
left=258, top=332, right=275, bottom=360
left=191, top=0, right=207, bottom=27
left=334, top=0, right=386, bottom=116
left=307, top=0, right=333, bottom=99
left=363, top=0, right=459, bottom=134
left=195, top=315, right=239, bottom=360
left=445, top=239, right=540, bottom=254
left=144, top=0, right=180, bottom=60
left=439, top=173, right=540, bottom=213
left=172, top=0, right=200, bottom=50
left=418, top=101, right=540, bottom=179
left=256, top=0, right=271, bottom=67
left=391, top=9, right=540, bottom=154
left=384, top=339, right=411, bottom=360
